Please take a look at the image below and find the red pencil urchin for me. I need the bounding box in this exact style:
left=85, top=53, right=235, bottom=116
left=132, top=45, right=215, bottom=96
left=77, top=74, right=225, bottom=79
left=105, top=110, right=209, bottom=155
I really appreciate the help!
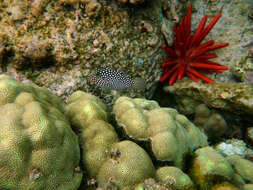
left=160, top=5, right=229, bottom=85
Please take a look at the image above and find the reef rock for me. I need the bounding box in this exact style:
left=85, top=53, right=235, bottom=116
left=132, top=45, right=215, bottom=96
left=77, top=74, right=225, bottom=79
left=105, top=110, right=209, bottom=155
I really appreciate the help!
left=164, top=80, right=253, bottom=116
left=0, top=0, right=164, bottom=101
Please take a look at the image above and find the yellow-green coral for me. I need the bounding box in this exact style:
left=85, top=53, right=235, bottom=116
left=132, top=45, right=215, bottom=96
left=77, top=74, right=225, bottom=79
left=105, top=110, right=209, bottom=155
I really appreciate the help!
left=227, top=155, right=253, bottom=183
left=211, top=182, right=239, bottom=190
left=81, top=119, right=119, bottom=177
left=0, top=75, right=82, bottom=190
left=65, top=91, right=117, bottom=178
left=189, top=147, right=234, bottom=189
left=97, top=140, right=156, bottom=189
left=156, top=166, right=194, bottom=190
left=65, top=90, right=108, bottom=131
left=113, top=96, right=208, bottom=168
left=65, top=92, right=156, bottom=188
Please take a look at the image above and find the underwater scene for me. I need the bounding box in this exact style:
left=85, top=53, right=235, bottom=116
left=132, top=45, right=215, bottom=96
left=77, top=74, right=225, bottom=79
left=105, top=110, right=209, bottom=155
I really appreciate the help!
left=0, top=0, right=253, bottom=189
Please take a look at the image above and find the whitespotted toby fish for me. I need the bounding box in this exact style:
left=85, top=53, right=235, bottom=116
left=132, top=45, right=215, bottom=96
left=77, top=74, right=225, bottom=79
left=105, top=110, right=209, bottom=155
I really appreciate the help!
left=89, top=67, right=145, bottom=91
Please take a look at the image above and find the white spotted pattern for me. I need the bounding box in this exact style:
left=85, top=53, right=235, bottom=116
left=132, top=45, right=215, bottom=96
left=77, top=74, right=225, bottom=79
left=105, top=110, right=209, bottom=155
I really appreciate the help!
left=89, top=67, right=135, bottom=90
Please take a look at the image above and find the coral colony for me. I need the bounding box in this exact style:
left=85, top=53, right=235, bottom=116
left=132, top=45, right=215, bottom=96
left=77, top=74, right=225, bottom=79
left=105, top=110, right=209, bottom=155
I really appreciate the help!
left=160, top=5, right=229, bottom=85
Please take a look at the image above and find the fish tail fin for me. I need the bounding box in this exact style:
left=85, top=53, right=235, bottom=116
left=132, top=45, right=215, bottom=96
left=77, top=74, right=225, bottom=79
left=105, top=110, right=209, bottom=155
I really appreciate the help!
left=132, top=77, right=146, bottom=92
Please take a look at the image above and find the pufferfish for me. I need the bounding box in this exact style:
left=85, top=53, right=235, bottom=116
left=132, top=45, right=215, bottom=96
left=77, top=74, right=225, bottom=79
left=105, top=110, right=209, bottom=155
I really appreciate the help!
left=89, top=67, right=145, bottom=91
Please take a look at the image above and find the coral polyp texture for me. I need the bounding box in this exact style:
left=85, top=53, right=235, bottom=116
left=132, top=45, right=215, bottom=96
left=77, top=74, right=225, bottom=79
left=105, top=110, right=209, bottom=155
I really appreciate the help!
left=160, top=5, right=229, bottom=85
left=65, top=92, right=156, bottom=189
left=112, top=96, right=208, bottom=168
left=0, top=75, right=82, bottom=190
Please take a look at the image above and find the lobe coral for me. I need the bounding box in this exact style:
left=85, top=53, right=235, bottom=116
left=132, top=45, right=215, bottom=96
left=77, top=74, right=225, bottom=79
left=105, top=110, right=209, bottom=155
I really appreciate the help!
left=160, top=5, right=229, bottom=85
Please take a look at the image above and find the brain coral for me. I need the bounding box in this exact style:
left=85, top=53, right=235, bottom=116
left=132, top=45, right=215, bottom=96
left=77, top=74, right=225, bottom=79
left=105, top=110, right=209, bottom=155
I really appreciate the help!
left=0, top=75, right=82, bottom=190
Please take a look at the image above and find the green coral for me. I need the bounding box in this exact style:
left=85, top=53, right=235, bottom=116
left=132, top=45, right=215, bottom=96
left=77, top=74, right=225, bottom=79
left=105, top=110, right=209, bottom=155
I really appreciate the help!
left=227, top=155, right=253, bottom=183
left=242, top=184, right=253, bottom=190
left=0, top=75, right=82, bottom=190
left=65, top=91, right=156, bottom=189
left=65, top=91, right=108, bottom=130
left=97, top=140, right=156, bottom=189
left=189, top=147, right=234, bottom=190
left=65, top=91, right=118, bottom=178
left=113, top=96, right=208, bottom=168
left=156, top=166, right=195, bottom=190
left=211, top=182, right=239, bottom=190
